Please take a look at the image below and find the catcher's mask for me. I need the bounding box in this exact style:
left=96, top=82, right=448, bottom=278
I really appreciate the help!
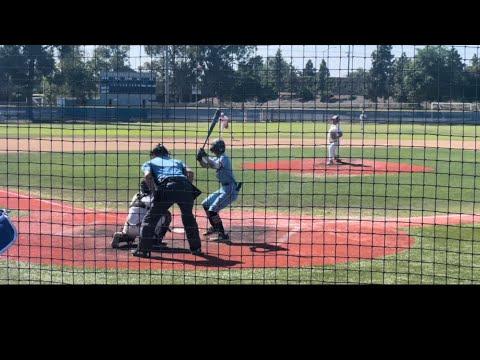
left=210, top=139, right=226, bottom=155
left=150, top=144, right=170, bottom=158
left=140, top=180, right=151, bottom=195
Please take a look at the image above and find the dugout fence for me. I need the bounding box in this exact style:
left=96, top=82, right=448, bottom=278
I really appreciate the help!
left=0, top=45, right=479, bottom=284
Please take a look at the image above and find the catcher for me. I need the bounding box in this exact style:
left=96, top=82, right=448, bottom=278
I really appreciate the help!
left=196, top=139, right=241, bottom=243
left=327, top=115, right=343, bottom=165
left=111, top=179, right=172, bottom=249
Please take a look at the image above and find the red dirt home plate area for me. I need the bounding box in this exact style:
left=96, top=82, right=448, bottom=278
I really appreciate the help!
left=243, top=158, right=433, bottom=176
left=1, top=189, right=478, bottom=271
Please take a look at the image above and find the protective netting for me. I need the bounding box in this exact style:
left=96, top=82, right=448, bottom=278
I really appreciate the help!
left=0, top=45, right=479, bottom=284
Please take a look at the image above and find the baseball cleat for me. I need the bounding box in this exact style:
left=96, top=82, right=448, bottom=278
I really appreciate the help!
left=327, top=160, right=334, bottom=166
left=211, top=232, right=231, bottom=244
left=131, top=248, right=151, bottom=258
left=203, top=227, right=218, bottom=236
left=190, top=248, right=203, bottom=256
left=152, top=242, right=168, bottom=251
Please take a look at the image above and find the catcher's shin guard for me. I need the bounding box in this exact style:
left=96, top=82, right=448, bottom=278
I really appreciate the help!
left=154, top=212, right=172, bottom=242
left=206, top=210, right=226, bottom=236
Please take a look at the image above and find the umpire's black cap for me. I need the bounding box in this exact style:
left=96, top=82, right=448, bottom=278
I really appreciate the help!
left=150, top=144, right=170, bottom=157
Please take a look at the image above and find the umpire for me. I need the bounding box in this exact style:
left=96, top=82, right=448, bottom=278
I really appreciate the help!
left=133, top=144, right=203, bottom=258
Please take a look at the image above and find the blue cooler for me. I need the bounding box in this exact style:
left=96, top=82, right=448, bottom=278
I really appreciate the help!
left=0, top=209, right=17, bottom=255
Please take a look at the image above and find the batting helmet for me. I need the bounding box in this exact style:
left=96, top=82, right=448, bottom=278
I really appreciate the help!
left=150, top=144, right=170, bottom=157
left=210, top=139, right=226, bottom=155
left=331, top=115, right=340, bottom=123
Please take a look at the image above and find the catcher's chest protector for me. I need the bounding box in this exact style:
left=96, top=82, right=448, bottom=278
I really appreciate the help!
left=0, top=209, right=18, bottom=255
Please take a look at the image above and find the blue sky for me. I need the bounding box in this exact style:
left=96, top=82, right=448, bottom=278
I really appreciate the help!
left=84, top=45, right=480, bottom=76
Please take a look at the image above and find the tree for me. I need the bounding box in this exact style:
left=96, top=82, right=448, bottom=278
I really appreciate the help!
left=346, top=68, right=369, bottom=97
left=142, top=45, right=171, bottom=102
left=171, top=52, right=197, bottom=102
left=266, top=49, right=291, bottom=95
left=232, top=55, right=275, bottom=102
left=0, top=45, right=25, bottom=102
left=298, top=60, right=316, bottom=101
left=143, top=45, right=256, bottom=103
left=470, top=54, right=480, bottom=72
left=317, top=59, right=330, bottom=101
left=464, top=53, right=480, bottom=102
left=0, top=45, right=55, bottom=120
left=88, top=45, right=132, bottom=75
left=408, top=46, right=466, bottom=102
left=392, top=52, right=411, bottom=103
left=193, top=45, right=255, bottom=102
left=48, top=45, right=96, bottom=104
left=367, top=45, right=394, bottom=102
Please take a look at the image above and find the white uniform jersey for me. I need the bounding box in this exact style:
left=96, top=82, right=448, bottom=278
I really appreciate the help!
left=220, top=115, right=229, bottom=129
left=122, top=194, right=153, bottom=238
left=360, top=113, right=367, bottom=121
left=328, top=124, right=341, bottom=144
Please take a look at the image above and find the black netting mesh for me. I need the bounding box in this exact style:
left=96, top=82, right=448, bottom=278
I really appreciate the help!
left=0, top=45, right=479, bottom=284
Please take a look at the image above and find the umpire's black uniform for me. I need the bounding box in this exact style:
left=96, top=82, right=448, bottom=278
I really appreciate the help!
left=133, top=145, right=202, bottom=257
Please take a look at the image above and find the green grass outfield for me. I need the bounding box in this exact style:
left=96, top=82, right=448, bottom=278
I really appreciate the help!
left=0, top=122, right=479, bottom=141
left=1, top=224, right=479, bottom=284
left=1, top=145, right=478, bottom=284
left=1, top=147, right=479, bottom=218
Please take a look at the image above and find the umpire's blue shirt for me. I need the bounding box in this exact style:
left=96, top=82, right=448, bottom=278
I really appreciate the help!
left=141, top=156, right=187, bottom=184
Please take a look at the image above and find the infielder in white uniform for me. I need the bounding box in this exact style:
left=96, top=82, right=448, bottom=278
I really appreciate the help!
left=327, top=115, right=343, bottom=165
left=111, top=180, right=171, bottom=248
left=359, top=110, right=367, bottom=131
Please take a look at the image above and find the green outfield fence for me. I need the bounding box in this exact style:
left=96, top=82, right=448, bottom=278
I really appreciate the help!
left=0, top=45, right=479, bottom=284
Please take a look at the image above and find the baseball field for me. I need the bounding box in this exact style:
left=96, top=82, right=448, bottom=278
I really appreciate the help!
left=1, top=121, right=479, bottom=284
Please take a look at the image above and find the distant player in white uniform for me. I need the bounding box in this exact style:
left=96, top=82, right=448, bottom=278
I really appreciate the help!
left=327, top=115, right=343, bottom=165
left=219, top=112, right=233, bottom=140
left=111, top=180, right=171, bottom=248
left=359, top=110, right=367, bottom=131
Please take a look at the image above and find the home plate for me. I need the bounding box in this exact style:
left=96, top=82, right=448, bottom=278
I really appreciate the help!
left=171, top=227, right=185, bottom=234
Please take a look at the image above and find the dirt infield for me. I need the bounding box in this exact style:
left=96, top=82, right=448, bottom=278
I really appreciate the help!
left=0, top=137, right=478, bottom=153
left=243, top=159, right=434, bottom=177
left=2, top=189, right=479, bottom=271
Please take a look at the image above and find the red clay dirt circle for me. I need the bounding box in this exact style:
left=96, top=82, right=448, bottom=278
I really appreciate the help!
left=242, top=158, right=433, bottom=176
left=1, top=189, right=478, bottom=271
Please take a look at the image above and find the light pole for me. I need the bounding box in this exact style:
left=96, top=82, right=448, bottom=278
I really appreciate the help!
left=164, top=46, right=169, bottom=106
left=347, top=45, right=351, bottom=77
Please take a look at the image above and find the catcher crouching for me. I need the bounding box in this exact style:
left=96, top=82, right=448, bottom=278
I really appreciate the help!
left=111, top=179, right=172, bottom=249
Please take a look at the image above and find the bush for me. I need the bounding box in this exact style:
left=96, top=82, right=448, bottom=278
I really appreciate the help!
left=298, top=87, right=316, bottom=102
